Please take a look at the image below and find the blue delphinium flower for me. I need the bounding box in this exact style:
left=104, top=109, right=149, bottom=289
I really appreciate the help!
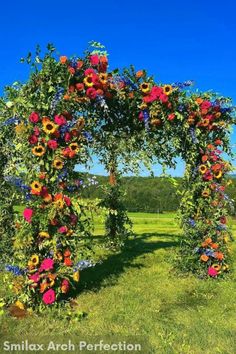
left=2, top=117, right=19, bottom=126
left=189, top=127, right=198, bottom=144
left=83, top=131, right=93, bottom=142
left=188, top=218, right=196, bottom=227
left=5, top=265, right=25, bottom=276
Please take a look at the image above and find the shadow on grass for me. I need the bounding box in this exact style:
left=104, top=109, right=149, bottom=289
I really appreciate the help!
left=77, top=232, right=180, bottom=294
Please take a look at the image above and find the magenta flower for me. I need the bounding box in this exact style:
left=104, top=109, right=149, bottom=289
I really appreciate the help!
left=23, top=208, right=33, bottom=223
left=208, top=267, right=218, bottom=277
left=42, top=289, right=56, bottom=305
left=47, top=140, right=58, bottom=149
left=54, top=114, right=66, bottom=126
left=29, top=112, right=40, bottom=123
left=39, top=258, right=54, bottom=272
left=58, top=226, right=68, bottom=234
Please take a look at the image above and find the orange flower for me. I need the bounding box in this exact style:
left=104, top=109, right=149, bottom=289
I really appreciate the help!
left=207, top=144, right=215, bottom=150
left=212, top=163, right=221, bottom=172
left=64, top=257, right=73, bottom=267
left=63, top=249, right=71, bottom=257
left=60, top=56, right=67, bottom=64
left=77, top=60, right=83, bottom=69
left=63, top=94, right=70, bottom=100
left=200, top=254, right=209, bottom=262
left=202, top=155, right=208, bottom=163
left=196, top=97, right=203, bottom=104
left=40, top=282, right=48, bottom=293
left=136, top=70, right=144, bottom=78
left=211, top=243, right=219, bottom=249
left=213, top=252, right=224, bottom=260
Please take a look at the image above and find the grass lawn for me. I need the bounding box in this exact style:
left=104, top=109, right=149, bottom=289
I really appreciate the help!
left=0, top=212, right=235, bottom=353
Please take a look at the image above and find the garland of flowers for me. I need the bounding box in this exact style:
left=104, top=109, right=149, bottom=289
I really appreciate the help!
left=1, top=42, right=235, bottom=311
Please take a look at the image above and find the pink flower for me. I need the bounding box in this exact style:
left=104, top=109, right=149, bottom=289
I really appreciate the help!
left=23, top=208, right=33, bottom=223
left=29, top=112, right=40, bottom=123
left=42, top=289, right=56, bottom=305
left=39, top=258, right=54, bottom=272
left=151, top=86, right=163, bottom=98
left=201, top=101, right=211, bottom=110
left=159, top=94, right=168, bottom=103
left=84, top=68, right=95, bottom=76
left=64, top=132, right=71, bottom=142
left=208, top=267, right=218, bottom=277
left=28, top=135, right=38, bottom=145
left=34, top=127, right=40, bottom=136
left=54, top=115, right=67, bottom=126
left=86, top=87, right=97, bottom=99
left=47, top=140, right=58, bottom=150
left=64, top=196, right=71, bottom=206
left=29, top=273, right=40, bottom=283
left=138, top=111, right=144, bottom=121
left=90, top=54, right=100, bottom=66
left=58, top=226, right=68, bottom=234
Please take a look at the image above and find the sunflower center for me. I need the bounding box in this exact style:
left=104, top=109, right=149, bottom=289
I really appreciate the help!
left=46, top=124, right=53, bottom=130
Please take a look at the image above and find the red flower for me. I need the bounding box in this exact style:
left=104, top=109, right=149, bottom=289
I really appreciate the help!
left=58, top=226, right=68, bottom=234
left=64, top=196, right=71, bottom=206
left=64, top=132, right=71, bottom=142
left=168, top=113, right=175, bottom=121
left=28, top=135, right=38, bottom=145
left=75, top=83, right=84, bottom=91
left=86, top=87, right=97, bottom=99
left=68, top=67, right=75, bottom=75
left=61, top=279, right=70, bottom=293
left=29, top=112, right=40, bottom=123
left=77, top=60, right=83, bottom=69
left=200, top=101, right=211, bottom=110
left=90, top=54, right=100, bottom=66
left=47, top=140, right=58, bottom=150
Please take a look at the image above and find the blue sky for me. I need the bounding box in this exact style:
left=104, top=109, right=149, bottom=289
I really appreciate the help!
left=0, top=0, right=235, bottom=176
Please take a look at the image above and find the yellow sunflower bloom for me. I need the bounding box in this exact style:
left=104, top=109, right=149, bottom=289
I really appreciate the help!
left=199, top=165, right=207, bottom=174
left=30, top=254, right=39, bottom=266
left=15, top=300, right=25, bottom=310
left=99, top=73, right=108, bottom=85
left=163, top=85, right=173, bottom=95
left=140, top=82, right=150, bottom=93
left=214, top=170, right=222, bottom=179
left=30, top=181, right=42, bottom=193
left=43, top=121, right=56, bottom=134
left=83, top=75, right=94, bottom=87
left=202, top=190, right=210, bottom=198
left=69, top=142, right=79, bottom=153
left=53, top=158, right=64, bottom=170
left=73, top=271, right=80, bottom=282
left=212, top=264, right=221, bottom=272
left=32, top=145, right=46, bottom=157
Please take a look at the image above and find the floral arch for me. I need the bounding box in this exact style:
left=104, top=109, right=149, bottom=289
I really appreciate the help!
left=0, top=42, right=235, bottom=309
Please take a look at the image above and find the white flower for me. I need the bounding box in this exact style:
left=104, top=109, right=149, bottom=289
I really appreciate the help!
left=6, top=101, right=14, bottom=108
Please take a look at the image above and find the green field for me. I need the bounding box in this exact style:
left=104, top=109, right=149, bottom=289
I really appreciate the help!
left=1, top=212, right=236, bottom=354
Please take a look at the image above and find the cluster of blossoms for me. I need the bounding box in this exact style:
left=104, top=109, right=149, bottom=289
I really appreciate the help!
left=12, top=109, right=93, bottom=307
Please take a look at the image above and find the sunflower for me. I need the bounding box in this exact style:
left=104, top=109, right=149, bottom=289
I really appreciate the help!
left=53, top=158, right=64, bottom=170
left=202, top=189, right=210, bottom=198
left=43, top=121, right=56, bottom=135
left=163, top=85, right=173, bottom=95
left=30, top=181, right=42, bottom=193
left=99, top=73, right=108, bottom=85
left=32, top=145, right=46, bottom=157
left=69, top=142, right=79, bottom=153
left=30, top=254, right=39, bottom=266
left=47, top=273, right=56, bottom=287
left=214, top=170, right=222, bottom=179
left=140, top=82, right=150, bottom=93
left=222, top=264, right=229, bottom=271
left=199, top=165, right=207, bottom=174
left=73, top=271, right=80, bottom=282
left=38, top=231, right=50, bottom=238
left=54, top=195, right=64, bottom=209
left=83, top=75, right=94, bottom=87
left=212, top=264, right=221, bottom=272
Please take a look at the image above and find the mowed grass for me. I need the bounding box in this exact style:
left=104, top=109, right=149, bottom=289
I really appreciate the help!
left=0, top=212, right=236, bottom=354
